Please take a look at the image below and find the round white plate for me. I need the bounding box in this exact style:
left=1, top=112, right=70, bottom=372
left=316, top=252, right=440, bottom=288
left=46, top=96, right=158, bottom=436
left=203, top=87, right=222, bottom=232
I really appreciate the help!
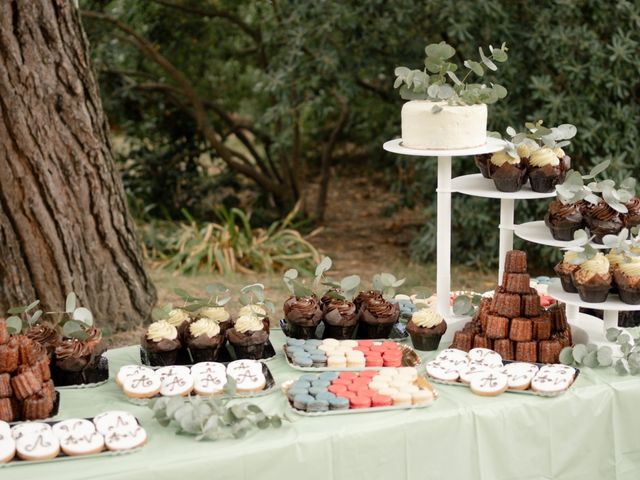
left=382, top=137, right=505, bottom=157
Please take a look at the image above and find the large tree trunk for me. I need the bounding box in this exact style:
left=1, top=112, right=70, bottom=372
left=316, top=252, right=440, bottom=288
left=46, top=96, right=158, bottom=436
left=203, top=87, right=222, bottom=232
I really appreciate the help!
left=0, top=0, right=156, bottom=331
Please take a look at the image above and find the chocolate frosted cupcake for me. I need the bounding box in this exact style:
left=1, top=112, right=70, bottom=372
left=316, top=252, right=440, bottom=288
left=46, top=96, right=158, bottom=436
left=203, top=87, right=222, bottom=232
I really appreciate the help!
left=358, top=298, right=400, bottom=339
left=141, top=320, right=181, bottom=366
left=571, top=253, right=612, bottom=303
left=283, top=295, right=322, bottom=339
left=545, top=199, right=584, bottom=241
left=554, top=250, right=580, bottom=293
left=585, top=201, right=624, bottom=244
left=489, top=150, right=526, bottom=192
left=406, top=308, right=447, bottom=351
left=625, top=197, right=640, bottom=229
left=353, top=290, right=384, bottom=312
left=527, top=147, right=565, bottom=193
left=613, top=257, right=640, bottom=304
left=53, top=328, right=108, bottom=385
left=25, top=323, right=60, bottom=357
left=198, top=306, right=233, bottom=336
left=186, top=318, right=224, bottom=362
left=322, top=299, right=359, bottom=340
left=226, top=314, right=269, bottom=360
left=474, top=153, right=493, bottom=178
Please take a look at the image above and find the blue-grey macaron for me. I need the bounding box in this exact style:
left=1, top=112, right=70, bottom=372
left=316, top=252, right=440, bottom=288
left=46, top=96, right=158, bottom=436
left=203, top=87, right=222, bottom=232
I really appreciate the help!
left=287, top=338, right=305, bottom=347
left=315, top=391, right=336, bottom=402
left=293, top=393, right=315, bottom=410
left=329, top=396, right=350, bottom=410
left=306, top=399, right=329, bottom=412
left=309, top=386, right=328, bottom=396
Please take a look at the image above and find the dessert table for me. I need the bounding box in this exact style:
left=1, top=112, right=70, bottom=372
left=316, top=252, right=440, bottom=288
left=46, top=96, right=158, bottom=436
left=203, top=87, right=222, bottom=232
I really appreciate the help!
left=5, top=329, right=639, bottom=480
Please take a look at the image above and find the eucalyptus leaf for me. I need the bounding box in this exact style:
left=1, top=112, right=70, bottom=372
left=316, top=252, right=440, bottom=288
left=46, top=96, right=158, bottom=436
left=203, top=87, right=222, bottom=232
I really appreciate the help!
left=73, top=307, right=94, bottom=326
left=559, top=347, right=574, bottom=365
left=284, top=269, right=298, bottom=280
left=478, top=47, right=497, bottom=71
left=29, top=310, right=43, bottom=326
left=65, top=292, right=77, bottom=313
left=5, top=316, right=23, bottom=334
left=582, top=350, right=599, bottom=368
left=572, top=344, right=588, bottom=363
left=614, top=359, right=629, bottom=375
left=596, top=346, right=613, bottom=367
left=62, top=320, right=83, bottom=337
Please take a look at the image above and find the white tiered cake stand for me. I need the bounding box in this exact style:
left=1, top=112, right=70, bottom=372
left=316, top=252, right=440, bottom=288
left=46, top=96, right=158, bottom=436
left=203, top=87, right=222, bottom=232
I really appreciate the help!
left=382, top=137, right=555, bottom=341
left=513, top=220, right=638, bottom=342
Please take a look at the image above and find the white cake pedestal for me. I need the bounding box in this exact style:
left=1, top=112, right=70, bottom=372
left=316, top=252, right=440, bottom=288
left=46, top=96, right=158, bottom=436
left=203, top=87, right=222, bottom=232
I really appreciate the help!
left=383, top=139, right=504, bottom=341
left=450, top=174, right=555, bottom=282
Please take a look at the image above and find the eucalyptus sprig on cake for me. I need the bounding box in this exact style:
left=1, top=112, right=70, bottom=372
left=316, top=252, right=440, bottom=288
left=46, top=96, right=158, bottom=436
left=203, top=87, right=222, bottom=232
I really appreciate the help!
left=560, top=327, right=640, bottom=375
left=4, top=300, right=43, bottom=335
left=318, top=273, right=361, bottom=340
left=150, top=395, right=290, bottom=441
left=393, top=41, right=508, bottom=150
left=281, top=257, right=331, bottom=339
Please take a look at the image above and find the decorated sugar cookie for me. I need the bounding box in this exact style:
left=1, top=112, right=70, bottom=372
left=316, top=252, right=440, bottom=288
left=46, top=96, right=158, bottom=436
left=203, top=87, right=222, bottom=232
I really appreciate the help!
left=193, top=371, right=227, bottom=396
left=122, top=371, right=162, bottom=398
left=0, top=421, right=16, bottom=464
left=539, top=364, right=576, bottom=380
left=502, top=362, right=539, bottom=390
left=459, top=362, right=493, bottom=384
left=191, top=362, right=226, bottom=377
left=425, top=360, right=460, bottom=382
left=468, top=348, right=503, bottom=368
left=156, top=365, right=191, bottom=382
left=11, top=422, right=52, bottom=440
left=16, top=431, right=60, bottom=461
left=60, top=431, right=105, bottom=456
left=470, top=371, right=508, bottom=396
left=104, top=426, right=147, bottom=451
left=52, top=418, right=96, bottom=440
left=116, top=365, right=154, bottom=386
left=436, top=348, right=469, bottom=365
left=159, top=373, right=194, bottom=397
left=227, top=359, right=262, bottom=376
left=227, top=363, right=266, bottom=393
left=93, top=411, right=138, bottom=436
left=531, top=371, right=572, bottom=394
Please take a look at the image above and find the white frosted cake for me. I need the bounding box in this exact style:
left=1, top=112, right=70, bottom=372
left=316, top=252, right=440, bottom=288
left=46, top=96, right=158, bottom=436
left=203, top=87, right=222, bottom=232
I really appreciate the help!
left=401, top=101, right=487, bottom=150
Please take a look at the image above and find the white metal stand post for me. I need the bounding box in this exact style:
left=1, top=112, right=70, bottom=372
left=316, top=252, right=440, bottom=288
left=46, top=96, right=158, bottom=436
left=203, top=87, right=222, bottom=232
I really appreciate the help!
left=602, top=310, right=619, bottom=335
left=498, top=198, right=515, bottom=283
left=436, top=156, right=452, bottom=320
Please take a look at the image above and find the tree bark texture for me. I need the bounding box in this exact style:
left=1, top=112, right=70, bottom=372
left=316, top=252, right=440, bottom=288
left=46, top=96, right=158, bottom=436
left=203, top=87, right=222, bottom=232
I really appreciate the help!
left=0, top=0, right=156, bottom=330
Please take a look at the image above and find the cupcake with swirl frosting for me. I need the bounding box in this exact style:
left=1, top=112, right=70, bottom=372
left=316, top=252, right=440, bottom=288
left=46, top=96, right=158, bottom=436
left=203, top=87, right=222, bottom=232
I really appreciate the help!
left=141, top=320, right=181, bottom=366
left=237, top=304, right=270, bottom=333
left=197, top=306, right=232, bottom=336
left=624, top=197, right=640, bottom=230
left=226, top=314, right=269, bottom=359
left=527, top=147, right=565, bottom=193
left=357, top=297, right=400, bottom=339
left=26, top=323, right=60, bottom=356
left=322, top=299, right=359, bottom=340
left=489, top=150, right=526, bottom=192
left=186, top=318, right=224, bottom=362
left=283, top=295, right=323, bottom=339
left=585, top=200, right=624, bottom=244
left=406, top=307, right=447, bottom=351
left=613, top=256, right=640, bottom=304
left=545, top=199, right=585, bottom=241
left=571, top=253, right=612, bottom=303
left=353, top=290, right=384, bottom=312
left=165, top=308, right=192, bottom=337
left=554, top=250, right=580, bottom=293
left=53, top=327, right=108, bottom=385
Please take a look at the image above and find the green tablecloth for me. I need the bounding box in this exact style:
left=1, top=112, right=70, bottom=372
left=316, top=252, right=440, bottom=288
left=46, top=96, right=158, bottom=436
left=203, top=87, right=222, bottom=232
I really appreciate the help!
left=4, top=329, right=640, bottom=480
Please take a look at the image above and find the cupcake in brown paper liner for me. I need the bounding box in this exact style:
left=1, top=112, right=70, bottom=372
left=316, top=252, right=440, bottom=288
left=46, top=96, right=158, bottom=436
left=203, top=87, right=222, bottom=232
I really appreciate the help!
left=141, top=320, right=181, bottom=367
left=406, top=307, right=447, bottom=351
left=527, top=147, right=567, bottom=193
left=357, top=297, right=400, bottom=339
left=489, top=150, right=526, bottom=192
left=613, top=256, right=640, bottom=305
left=52, top=327, right=108, bottom=385
left=283, top=295, right=322, bottom=339
left=571, top=252, right=612, bottom=303
left=322, top=298, right=359, bottom=340
left=226, top=314, right=269, bottom=360
left=554, top=250, right=580, bottom=293
left=585, top=201, right=624, bottom=244
left=545, top=199, right=584, bottom=241
left=186, top=318, right=225, bottom=362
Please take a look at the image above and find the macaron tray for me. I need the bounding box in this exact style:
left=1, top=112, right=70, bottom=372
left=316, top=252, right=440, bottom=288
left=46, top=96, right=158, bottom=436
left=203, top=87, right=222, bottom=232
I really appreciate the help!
left=425, top=348, right=579, bottom=398
left=283, top=338, right=421, bottom=372
left=116, top=360, right=276, bottom=405
left=284, top=368, right=438, bottom=416
left=1, top=411, right=145, bottom=467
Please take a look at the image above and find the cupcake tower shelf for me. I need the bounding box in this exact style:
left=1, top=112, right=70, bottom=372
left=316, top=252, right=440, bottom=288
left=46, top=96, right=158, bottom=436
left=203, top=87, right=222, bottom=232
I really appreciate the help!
left=384, top=137, right=511, bottom=341
left=513, top=221, right=608, bottom=250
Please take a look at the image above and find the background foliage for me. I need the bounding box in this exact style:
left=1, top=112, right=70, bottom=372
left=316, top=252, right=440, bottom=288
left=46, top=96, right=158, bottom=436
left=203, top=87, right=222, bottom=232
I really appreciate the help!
left=83, top=0, right=640, bottom=270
